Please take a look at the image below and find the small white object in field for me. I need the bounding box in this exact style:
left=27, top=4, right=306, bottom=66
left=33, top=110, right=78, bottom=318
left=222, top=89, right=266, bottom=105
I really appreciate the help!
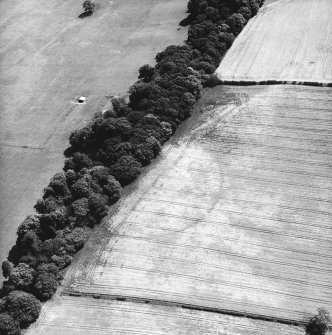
left=77, top=96, right=86, bottom=104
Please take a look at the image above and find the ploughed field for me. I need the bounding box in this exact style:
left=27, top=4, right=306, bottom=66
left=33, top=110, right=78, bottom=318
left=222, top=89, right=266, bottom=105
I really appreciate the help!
left=27, top=296, right=304, bottom=335
left=216, top=0, right=332, bottom=84
left=0, top=0, right=187, bottom=265
left=25, top=84, right=331, bottom=334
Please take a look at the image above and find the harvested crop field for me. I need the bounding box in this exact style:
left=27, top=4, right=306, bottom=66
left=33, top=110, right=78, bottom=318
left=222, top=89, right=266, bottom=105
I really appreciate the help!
left=0, top=0, right=187, bottom=265
left=216, top=0, right=332, bottom=84
left=56, top=85, right=332, bottom=326
left=26, top=296, right=304, bottom=335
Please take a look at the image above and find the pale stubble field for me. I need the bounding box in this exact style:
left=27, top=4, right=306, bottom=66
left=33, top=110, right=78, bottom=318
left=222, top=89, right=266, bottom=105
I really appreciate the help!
left=216, top=0, right=332, bottom=84
left=26, top=85, right=331, bottom=334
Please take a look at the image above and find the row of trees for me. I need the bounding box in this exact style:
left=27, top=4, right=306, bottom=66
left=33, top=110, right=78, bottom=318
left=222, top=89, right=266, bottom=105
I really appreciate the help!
left=0, top=0, right=265, bottom=334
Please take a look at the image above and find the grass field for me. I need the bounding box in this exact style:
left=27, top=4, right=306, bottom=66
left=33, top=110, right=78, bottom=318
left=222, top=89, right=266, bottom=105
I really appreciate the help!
left=26, top=296, right=304, bottom=335
left=216, top=0, right=332, bottom=84
left=0, top=0, right=188, bottom=266
left=55, top=85, right=332, bottom=327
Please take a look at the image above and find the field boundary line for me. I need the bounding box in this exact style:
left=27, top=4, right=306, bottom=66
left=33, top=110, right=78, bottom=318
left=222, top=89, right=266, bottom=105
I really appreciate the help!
left=214, top=79, right=332, bottom=87
left=60, top=289, right=325, bottom=328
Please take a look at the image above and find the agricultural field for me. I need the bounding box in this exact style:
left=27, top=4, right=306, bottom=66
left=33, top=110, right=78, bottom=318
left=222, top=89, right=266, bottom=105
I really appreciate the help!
left=2, top=0, right=332, bottom=333
left=0, top=0, right=188, bottom=266
left=26, top=296, right=304, bottom=335
left=54, top=85, right=332, bottom=329
left=216, top=0, right=332, bottom=84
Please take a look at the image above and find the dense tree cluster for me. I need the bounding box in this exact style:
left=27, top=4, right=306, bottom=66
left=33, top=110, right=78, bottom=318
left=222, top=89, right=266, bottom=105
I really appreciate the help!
left=306, top=308, right=331, bottom=335
left=0, top=166, right=121, bottom=333
left=0, top=0, right=264, bottom=333
left=82, top=0, right=95, bottom=15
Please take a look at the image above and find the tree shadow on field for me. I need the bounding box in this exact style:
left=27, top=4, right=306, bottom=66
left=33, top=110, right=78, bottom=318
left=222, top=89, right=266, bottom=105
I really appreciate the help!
left=78, top=11, right=93, bottom=19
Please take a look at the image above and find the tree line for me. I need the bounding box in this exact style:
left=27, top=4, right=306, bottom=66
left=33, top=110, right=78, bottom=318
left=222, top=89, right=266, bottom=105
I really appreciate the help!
left=0, top=0, right=265, bottom=334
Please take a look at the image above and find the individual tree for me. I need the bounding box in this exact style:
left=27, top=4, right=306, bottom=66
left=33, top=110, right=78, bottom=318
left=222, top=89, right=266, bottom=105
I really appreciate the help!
left=17, top=254, right=37, bottom=269
left=0, top=313, right=21, bottom=335
left=191, top=60, right=215, bottom=74
left=248, top=0, right=260, bottom=15
left=218, top=23, right=230, bottom=33
left=126, top=111, right=146, bottom=125
left=33, top=272, right=58, bottom=301
left=110, top=97, right=132, bottom=117
left=69, top=198, right=89, bottom=217
left=138, top=65, right=155, bottom=82
left=133, top=143, right=155, bottom=166
left=219, top=32, right=235, bottom=48
left=130, top=124, right=165, bottom=146
left=0, top=299, right=5, bottom=312
left=65, top=169, right=79, bottom=186
left=113, top=118, right=133, bottom=137
left=180, top=92, right=196, bottom=116
left=306, top=308, right=331, bottom=335
left=2, top=261, right=12, bottom=279
left=5, top=291, right=41, bottom=328
left=102, top=176, right=121, bottom=204
left=204, top=7, right=220, bottom=22
left=71, top=176, right=93, bottom=199
left=50, top=254, right=72, bottom=269
left=88, top=193, right=108, bottom=225
left=68, top=198, right=90, bottom=227
left=95, top=117, right=133, bottom=142
left=36, top=263, right=60, bottom=277
left=15, top=231, right=42, bottom=262
left=96, top=139, right=130, bottom=167
left=1, top=282, right=15, bottom=296
left=9, top=264, right=35, bottom=290
left=65, top=228, right=88, bottom=251
left=226, top=13, right=246, bottom=36
left=69, top=126, right=92, bottom=152
left=49, top=173, right=71, bottom=197
left=64, top=152, right=93, bottom=172
left=146, top=136, right=161, bottom=155
left=238, top=6, right=252, bottom=20
left=83, top=0, right=95, bottom=14
left=128, top=81, right=162, bottom=109
left=39, top=207, right=67, bottom=238
left=89, top=166, right=110, bottom=184
left=16, top=215, right=40, bottom=239
left=34, top=196, right=62, bottom=214
left=37, top=190, right=69, bottom=212
left=187, top=0, right=207, bottom=15
left=160, top=121, right=172, bottom=139
left=111, top=155, right=142, bottom=185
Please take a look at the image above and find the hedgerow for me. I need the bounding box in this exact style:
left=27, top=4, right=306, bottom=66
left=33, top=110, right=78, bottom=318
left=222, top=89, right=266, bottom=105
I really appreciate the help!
left=0, top=0, right=264, bottom=333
